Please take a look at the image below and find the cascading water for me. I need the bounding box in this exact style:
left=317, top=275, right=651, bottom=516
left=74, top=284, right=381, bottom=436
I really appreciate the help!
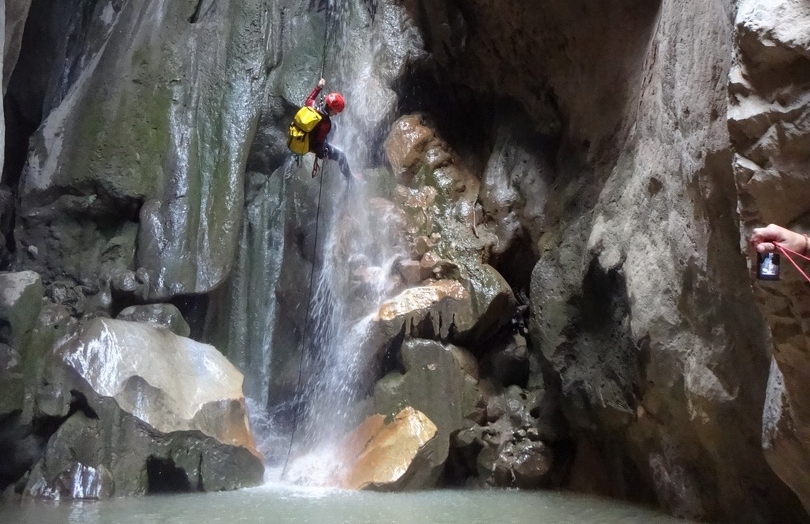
left=265, top=0, right=409, bottom=485
left=282, top=183, right=406, bottom=485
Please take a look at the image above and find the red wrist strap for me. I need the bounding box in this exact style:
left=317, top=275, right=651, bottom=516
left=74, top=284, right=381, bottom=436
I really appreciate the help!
left=776, top=244, right=810, bottom=283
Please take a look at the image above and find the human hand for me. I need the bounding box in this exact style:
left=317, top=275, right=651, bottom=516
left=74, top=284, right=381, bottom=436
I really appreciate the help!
left=318, top=78, right=326, bottom=88
left=751, top=224, right=807, bottom=254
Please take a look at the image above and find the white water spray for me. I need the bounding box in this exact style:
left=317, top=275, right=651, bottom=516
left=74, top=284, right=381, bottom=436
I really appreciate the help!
left=282, top=181, right=406, bottom=485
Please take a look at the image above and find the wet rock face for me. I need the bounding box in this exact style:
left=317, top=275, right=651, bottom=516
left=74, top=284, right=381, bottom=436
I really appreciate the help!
left=534, top=259, right=641, bottom=432
left=478, top=119, right=552, bottom=283
left=730, top=0, right=810, bottom=514
left=0, top=271, right=44, bottom=421
left=54, top=319, right=258, bottom=450
left=2, top=0, right=809, bottom=521
left=0, top=271, right=43, bottom=352
left=0, top=343, right=22, bottom=415
left=12, top=0, right=270, bottom=300
left=3, top=0, right=32, bottom=94
left=23, top=318, right=264, bottom=498
left=0, top=411, right=44, bottom=493
left=451, top=386, right=559, bottom=490
left=408, top=0, right=661, bottom=150
left=117, top=303, right=191, bottom=337
left=375, top=280, right=474, bottom=340
left=0, top=187, right=12, bottom=268
left=373, top=338, right=482, bottom=478
left=516, top=0, right=807, bottom=521
left=382, top=115, right=518, bottom=348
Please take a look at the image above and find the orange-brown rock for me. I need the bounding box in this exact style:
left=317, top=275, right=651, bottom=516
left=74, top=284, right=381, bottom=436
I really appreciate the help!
left=340, top=407, right=439, bottom=491
left=376, top=279, right=468, bottom=322
left=384, top=116, right=445, bottom=185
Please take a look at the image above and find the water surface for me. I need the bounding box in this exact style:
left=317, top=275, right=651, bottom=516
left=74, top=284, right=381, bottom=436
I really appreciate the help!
left=0, top=484, right=701, bottom=524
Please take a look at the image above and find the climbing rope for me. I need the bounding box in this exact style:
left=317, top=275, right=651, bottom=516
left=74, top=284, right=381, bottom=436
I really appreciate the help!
left=281, top=0, right=334, bottom=479
left=281, top=159, right=327, bottom=478
left=320, top=1, right=331, bottom=78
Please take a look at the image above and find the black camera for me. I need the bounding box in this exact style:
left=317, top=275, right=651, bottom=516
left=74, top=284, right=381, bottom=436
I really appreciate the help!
left=757, top=252, right=780, bottom=281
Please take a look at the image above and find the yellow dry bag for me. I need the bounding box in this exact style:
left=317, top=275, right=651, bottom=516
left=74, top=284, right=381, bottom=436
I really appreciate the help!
left=287, top=106, right=323, bottom=155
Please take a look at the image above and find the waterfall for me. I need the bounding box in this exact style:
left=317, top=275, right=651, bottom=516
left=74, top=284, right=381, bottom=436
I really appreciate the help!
left=283, top=182, right=404, bottom=485
left=259, top=0, right=407, bottom=485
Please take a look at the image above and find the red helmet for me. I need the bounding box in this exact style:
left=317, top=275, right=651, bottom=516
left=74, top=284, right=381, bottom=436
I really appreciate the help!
left=325, top=92, right=345, bottom=114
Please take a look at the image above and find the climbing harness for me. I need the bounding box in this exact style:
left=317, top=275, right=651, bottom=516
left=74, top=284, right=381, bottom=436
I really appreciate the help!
left=774, top=244, right=810, bottom=283
left=281, top=0, right=335, bottom=479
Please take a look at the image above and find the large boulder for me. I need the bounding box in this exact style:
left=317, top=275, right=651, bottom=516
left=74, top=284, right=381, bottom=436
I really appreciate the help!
left=385, top=115, right=447, bottom=186
left=372, top=338, right=481, bottom=480
left=340, top=407, right=439, bottom=491
left=116, top=303, right=191, bottom=338
left=375, top=279, right=474, bottom=341
left=0, top=271, right=44, bottom=415
left=24, top=318, right=263, bottom=498
left=452, top=385, right=558, bottom=489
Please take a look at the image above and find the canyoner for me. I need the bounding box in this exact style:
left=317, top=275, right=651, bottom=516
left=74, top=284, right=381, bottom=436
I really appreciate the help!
left=286, top=77, right=359, bottom=181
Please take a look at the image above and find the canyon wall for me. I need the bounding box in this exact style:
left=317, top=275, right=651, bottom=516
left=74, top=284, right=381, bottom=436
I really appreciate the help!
left=1, top=0, right=810, bottom=522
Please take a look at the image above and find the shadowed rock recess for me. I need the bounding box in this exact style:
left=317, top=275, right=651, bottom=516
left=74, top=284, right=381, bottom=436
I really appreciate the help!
left=1, top=0, right=810, bottom=522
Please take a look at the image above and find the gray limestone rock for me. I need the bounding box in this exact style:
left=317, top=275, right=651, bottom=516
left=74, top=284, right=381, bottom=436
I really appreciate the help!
left=16, top=0, right=271, bottom=299
left=517, top=0, right=804, bottom=519
left=729, top=0, right=810, bottom=517
left=117, top=303, right=191, bottom=338
left=0, top=271, right=44, bottom=350
left=0, top=343, right=22, bottom=415
left=374, top=279, right=476, bottom=342
left=24, top=317, right=264, bottom=498
left=0, top=187, right=12, bottom=268
left=373, top=338, right=481, bottom=481
left=4, top=0, right=810, bottom=520
left=482, top=333, right=530, bottom=388
left=3, top=0, right=32, bottom=94
left=450, top=385, right=558, bottom=489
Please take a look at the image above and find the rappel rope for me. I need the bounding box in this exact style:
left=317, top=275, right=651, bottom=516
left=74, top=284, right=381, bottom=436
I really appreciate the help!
left=775, top=244, right=810, bottom=283
left=310, top=3, right=333, bottom=179
left=281, top=0, right=334, bottom=479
